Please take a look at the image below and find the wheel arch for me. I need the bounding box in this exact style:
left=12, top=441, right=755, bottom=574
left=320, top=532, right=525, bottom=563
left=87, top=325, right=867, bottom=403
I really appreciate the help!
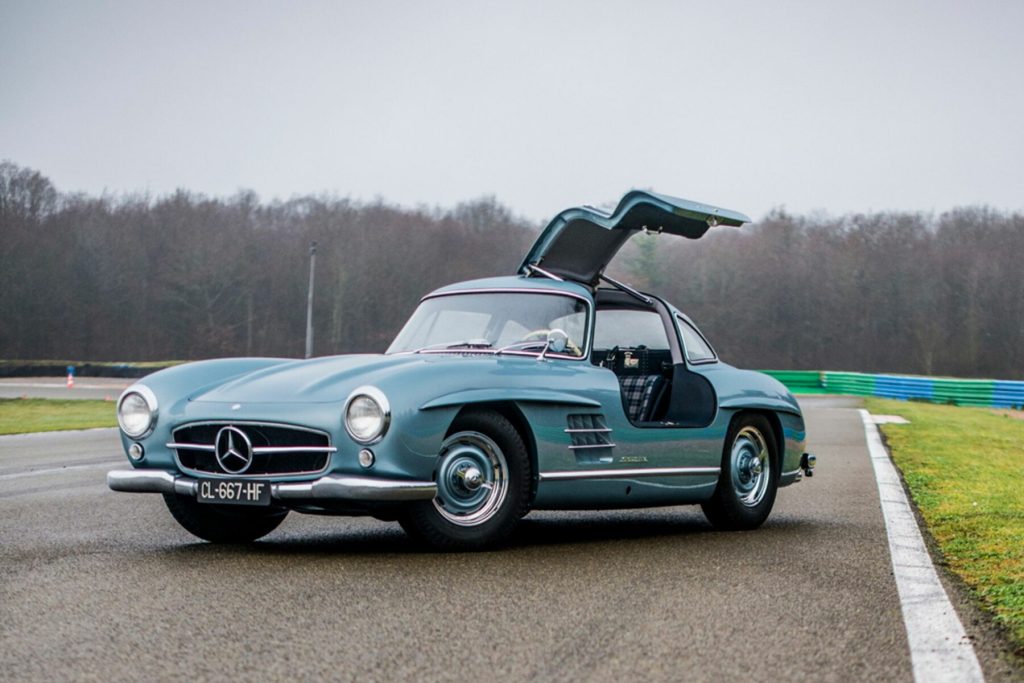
left=446, top=401, right=539, bottom=503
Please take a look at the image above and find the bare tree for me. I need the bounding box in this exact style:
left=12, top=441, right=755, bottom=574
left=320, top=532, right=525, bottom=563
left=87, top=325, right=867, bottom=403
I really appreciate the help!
left=1, top=160, right=1021, bottom=380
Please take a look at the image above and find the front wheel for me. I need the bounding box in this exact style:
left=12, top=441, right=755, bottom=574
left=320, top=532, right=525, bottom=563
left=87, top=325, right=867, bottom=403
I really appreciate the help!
left=399, top=410, right=530, bottom=550
left=163, top=494, right=288, bottom=543
left=701, top=414, right=779, bottom=531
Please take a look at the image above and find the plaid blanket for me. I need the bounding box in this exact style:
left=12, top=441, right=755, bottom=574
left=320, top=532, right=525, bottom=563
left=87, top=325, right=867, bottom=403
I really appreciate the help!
left=619, top=375, right=660, bottom=422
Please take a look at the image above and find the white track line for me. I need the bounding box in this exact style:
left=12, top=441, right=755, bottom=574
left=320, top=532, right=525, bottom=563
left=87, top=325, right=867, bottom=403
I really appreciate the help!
left=0, top=462, right=118, bottom=482
left=859, top=409, right=984, bottom=683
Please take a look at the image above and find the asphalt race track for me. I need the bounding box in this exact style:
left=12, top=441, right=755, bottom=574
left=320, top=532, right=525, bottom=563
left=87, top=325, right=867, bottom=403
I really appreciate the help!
left=0, top=397, right=1012, bottom=681
left=0, top=377, right=130, bottom=401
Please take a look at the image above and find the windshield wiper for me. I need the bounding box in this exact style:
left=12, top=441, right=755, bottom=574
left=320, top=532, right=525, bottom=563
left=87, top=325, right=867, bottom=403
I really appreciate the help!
left=413, top=339, right=493, bottom=354
left=494, top=340, right=547, bottom=356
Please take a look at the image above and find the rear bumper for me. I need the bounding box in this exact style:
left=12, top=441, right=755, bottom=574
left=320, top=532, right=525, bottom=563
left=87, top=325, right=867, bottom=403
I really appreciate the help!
left=107, top=469, right=437, bottom=503
left=780, top=452, right=817, bottom=487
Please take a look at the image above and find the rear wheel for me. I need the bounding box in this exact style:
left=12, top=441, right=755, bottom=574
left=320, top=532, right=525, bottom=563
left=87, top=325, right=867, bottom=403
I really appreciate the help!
left=163, top=494, right=288, bottom=543
left=701, top=414, right=779, bottom=531
left=399, top=410, right=530, bottom=550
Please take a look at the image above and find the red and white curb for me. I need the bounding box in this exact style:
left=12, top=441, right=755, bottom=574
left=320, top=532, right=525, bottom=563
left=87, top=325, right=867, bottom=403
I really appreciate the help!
left=860, top=409, right=984, bottom=683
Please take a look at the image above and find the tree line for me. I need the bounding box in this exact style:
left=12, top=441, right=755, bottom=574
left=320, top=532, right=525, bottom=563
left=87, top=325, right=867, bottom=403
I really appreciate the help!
left=1, top=161, right=1021, bottom=379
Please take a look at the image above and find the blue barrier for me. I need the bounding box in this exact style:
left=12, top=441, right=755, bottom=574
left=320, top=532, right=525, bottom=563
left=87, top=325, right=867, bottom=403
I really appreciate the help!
left=872, top=375, right=935, bottom=401
left=992, top=381, right=1024, bottom=409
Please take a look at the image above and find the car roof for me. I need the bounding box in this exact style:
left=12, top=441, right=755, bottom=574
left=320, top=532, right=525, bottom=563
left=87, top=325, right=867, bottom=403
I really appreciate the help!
left=425, top=275, right=594, bottom=300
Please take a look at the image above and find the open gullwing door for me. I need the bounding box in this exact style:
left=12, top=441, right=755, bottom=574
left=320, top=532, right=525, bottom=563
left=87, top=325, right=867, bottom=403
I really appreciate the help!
left=518, top=190, right=750, bottom=285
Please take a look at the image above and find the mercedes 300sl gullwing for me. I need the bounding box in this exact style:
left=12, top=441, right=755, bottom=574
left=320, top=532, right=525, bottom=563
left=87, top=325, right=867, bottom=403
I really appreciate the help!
left=108, top=190, right=814, bottom=549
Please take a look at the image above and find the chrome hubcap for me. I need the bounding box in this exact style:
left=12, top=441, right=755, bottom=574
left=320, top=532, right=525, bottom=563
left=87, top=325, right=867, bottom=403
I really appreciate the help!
left=730, top=426, right=771, bottom=507
left=433, top=432, right=508, bottom=526
left=460, top=466, right=484, bottom=491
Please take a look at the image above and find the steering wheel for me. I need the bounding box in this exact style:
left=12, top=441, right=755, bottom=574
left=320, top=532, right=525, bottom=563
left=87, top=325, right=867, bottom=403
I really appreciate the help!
left=519, top=329, right=582, bottom=356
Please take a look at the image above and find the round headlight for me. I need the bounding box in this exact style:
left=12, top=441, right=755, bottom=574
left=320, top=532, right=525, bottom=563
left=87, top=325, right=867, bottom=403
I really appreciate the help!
left=117, top=386, right=157, bottom=438
left=344, top=386, right=390, bottom=444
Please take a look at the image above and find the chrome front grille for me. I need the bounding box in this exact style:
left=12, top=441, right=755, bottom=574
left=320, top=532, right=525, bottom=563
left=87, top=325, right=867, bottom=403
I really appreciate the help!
left=168, top=422, right=335, bottom=477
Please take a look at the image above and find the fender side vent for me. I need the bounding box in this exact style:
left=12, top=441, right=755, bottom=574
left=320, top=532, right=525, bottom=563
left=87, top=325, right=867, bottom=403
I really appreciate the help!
left=565, top=414, right=615, bottom=451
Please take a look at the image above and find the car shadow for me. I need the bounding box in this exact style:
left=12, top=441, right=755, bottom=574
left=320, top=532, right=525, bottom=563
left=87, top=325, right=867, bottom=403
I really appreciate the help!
left=152, top=508, right=819, bottom=558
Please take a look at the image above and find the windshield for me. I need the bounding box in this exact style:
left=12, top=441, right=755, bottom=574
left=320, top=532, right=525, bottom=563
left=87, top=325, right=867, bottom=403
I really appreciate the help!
left=387, top=292, right=589, bottom=358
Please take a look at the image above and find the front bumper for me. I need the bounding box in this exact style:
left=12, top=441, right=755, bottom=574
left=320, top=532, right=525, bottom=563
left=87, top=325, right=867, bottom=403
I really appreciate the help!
left=107, top=469, right=437, bottom=503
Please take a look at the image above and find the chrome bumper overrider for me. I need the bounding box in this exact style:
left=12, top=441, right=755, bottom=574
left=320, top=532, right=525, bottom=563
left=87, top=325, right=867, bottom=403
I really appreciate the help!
left=107, top=469, right=437, bottom=502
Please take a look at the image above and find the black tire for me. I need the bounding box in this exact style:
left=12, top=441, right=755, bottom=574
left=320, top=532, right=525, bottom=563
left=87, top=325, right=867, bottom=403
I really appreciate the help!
left=701, top=414, right=779, bottom=531
left=399, top=410, right=530, bottom=550
left=163, top=494, right=288, bottom=543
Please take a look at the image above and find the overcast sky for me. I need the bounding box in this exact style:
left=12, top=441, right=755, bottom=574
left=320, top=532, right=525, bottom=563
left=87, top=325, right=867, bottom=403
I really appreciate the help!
left=2, top=1, right=1022, bottom=222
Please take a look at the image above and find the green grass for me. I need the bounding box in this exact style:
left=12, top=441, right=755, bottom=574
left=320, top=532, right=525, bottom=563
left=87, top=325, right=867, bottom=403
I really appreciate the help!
left=0, top=398, right=117, bottom=435
left=866, top=397, right=1024, bottom=653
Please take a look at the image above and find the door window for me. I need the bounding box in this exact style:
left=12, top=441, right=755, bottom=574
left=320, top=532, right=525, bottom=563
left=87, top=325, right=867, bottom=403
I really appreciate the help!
left=593, top=309, right=670, bottom=349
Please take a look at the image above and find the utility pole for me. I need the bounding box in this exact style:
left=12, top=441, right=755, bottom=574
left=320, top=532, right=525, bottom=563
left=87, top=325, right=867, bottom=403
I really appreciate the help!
left=305, top=241, right=317, bottom=359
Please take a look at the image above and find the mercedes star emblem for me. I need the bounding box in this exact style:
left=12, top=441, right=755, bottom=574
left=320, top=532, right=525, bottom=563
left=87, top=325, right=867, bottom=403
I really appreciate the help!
left=214, top=425, right=254, bottom=474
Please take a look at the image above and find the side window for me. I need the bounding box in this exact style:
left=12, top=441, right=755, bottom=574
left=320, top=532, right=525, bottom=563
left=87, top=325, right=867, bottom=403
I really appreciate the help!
left=593, top=309, right=670, bottom=350
left=677, top=317, right=716, bottom=363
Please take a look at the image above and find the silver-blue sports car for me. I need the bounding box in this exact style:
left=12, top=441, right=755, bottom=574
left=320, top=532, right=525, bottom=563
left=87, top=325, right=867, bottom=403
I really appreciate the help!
left=108, top=190, right=814, bottom=549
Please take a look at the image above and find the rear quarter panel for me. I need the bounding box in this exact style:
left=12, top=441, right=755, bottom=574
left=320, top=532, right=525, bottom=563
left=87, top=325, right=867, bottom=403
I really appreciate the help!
left=694, top=362, right=807, bottom=483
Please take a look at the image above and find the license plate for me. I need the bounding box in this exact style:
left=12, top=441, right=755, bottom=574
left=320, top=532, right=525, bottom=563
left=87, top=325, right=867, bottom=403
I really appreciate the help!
left=196, top=478, right=271, bottom=506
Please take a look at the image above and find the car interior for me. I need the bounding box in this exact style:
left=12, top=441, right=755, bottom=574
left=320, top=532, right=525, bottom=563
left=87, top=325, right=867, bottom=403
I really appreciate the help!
left=591, top=289, right=717, bottom=428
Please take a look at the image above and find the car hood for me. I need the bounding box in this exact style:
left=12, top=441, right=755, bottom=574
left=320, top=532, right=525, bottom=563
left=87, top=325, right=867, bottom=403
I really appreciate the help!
left=189, top=354, right=425, bottom=404
left=519, top=190, right=750, bottom=285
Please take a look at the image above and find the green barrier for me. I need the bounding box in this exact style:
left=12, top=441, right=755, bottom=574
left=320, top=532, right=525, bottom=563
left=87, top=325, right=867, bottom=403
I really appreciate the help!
left=930, top=378, right=993, bottom=407
left=760, top=369, right=1005, bottom=408
left=822, top=371, right=877, bottom=396
left=760, top=370, right=828, bottom=394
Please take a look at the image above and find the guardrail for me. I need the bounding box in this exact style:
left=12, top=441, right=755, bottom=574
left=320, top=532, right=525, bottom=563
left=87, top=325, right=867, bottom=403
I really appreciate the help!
left=761, top=370, right=1024, bottom=409
left=0, top=360, right=181, bottom=379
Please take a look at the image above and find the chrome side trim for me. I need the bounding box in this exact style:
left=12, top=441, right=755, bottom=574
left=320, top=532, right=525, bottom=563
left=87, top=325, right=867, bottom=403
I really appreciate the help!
left=567, top=443, right=617, bottom=450
left=563, top=427, right=613, bottom=434
left=539, top=466, right=721, bottom=481
left=107, top=469, right=437, bottom=502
